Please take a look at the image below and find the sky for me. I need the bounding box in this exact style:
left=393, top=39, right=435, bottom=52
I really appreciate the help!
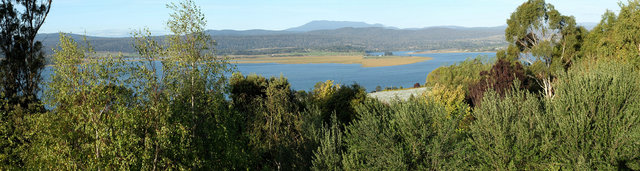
left=39, top=0, right=622, bottom=37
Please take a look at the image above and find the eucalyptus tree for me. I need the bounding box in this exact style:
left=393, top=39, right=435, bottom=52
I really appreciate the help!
left=0, top=0, right=51, bottom=107
left=0, top=0, right=51, bottom=168
left=504, top=0, right=585, bottom=98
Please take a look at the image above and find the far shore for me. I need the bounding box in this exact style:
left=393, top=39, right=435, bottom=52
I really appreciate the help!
left=232, top=55, right=433, bottom=67
left=407, top=49, right=496, bottom=55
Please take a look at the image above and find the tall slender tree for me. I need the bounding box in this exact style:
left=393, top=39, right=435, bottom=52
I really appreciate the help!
left=131, top=0, right=241, bottom=169
left=0, top=0, right=51, bottom=107
left=0, top=0, right=51, bottom=168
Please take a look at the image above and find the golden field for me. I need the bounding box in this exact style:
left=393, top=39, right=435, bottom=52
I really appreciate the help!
left=232, top=55, right=433, bottom=67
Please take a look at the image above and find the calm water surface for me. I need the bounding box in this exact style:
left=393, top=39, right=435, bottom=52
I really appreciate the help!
left=41, top=52, right=495, bottom=92
left=230, top=52, right=495, bottom=92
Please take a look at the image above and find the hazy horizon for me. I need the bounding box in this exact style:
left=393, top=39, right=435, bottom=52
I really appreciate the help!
left=40, top=0, right=621, bottom=37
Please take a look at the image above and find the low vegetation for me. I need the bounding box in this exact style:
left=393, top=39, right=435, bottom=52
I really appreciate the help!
left=2, top=0, right=640, bottom=170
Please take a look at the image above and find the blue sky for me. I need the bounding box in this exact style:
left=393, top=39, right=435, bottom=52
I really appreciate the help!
left=40, top=0, right=622, bottom=37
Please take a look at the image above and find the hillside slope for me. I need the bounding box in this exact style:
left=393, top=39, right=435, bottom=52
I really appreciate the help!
left=38, top=26, right=506, bottom=55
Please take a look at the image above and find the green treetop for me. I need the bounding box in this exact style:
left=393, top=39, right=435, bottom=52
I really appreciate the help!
left=504, top=0, right=585, bottom=98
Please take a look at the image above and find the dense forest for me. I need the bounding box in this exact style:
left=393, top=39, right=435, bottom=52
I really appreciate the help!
left=2, top=0, right=640, bottom=170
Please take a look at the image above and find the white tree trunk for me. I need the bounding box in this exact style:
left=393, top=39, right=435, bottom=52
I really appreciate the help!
left=543, top=77, right=554, bottom=98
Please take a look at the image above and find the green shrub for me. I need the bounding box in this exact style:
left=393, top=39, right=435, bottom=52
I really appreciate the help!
left=312, top=80, right=367, bottom=127
left=311, top=114, right=343, bottom=171
left=583, top=0, right=640, bottom=67
left=469, top=60, right=640, bottom=170
left=469, top=86, right=548, bottom=170
left=425, top=56, right=492, bottom=96
left=424, top=84, right=471, bottom=127
left=229, top=73, right=318, bottom=170
left=340, top=98, right=470, bottom=170
left=341, top=99, right=403, bottom=170
left=547, top=60, right=640, bottom=170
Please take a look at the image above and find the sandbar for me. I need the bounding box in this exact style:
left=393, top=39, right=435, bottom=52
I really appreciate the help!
left=407, top=49, right=495, bottom=54
left=232, top=55, right=433, bottom=67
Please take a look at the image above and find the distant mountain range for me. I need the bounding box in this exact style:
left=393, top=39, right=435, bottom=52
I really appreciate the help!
left=206, top=20, right=393, bottom=36
left=285, top=20, right=392, bottom=32
left=35, top=20, right=510, bottom=55
left=36, top=20, right=614, bottom=55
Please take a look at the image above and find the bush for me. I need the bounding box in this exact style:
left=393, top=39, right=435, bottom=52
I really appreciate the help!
left=425, top=56, right=491, bottom=96
left=311, top=114, right=343, bottom=171
left=312, top=80, right=367, bottom=127
left=229, top=73, right=317, bottom=170
left=340, top=99, right=403, bottom=170
left=583, top=0, right=640, bottom=67
left=425, top=84, right=469, bottom=120
left=468, top=58, right=535, bottom=106
left=469, top=86, right=548, bottom=170
left=547, top=60, right=640, bottom=170
left=340, top=98, right=470, bottom=170
left=469, top=60, right=640, bottom=170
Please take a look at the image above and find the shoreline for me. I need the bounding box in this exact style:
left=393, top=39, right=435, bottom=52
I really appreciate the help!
left=406, top=49, right=496, bottom=55
left=232, top=55, right=434, bottom=67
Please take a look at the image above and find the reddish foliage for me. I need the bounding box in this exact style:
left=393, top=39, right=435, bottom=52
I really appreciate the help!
left=468, top=59, right=533, bottom=107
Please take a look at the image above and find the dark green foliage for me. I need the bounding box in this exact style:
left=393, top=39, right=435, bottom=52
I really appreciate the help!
left=229, top=73, right=269, bottom=114
left=0, top=1, right=50, bottom=167
left=0, top=104, right=38, bottom=169
left=468, top=60, right=640, bottom=170
left=0, top=0, right=51, bottom=107
left=311, top=114, right=343, bottom=171
left=341, top=99, right=405, bottom=170
left=547, top=60, right=640, bottom=169
left=339, top=98, right=470, bottom=170
left=229, top=72, right=317, bottom=170
left=311, top=81, right=367, bottom=127
left=583, top=10, right=617, bottom=59
left=469, top=86, right=548, bottom=170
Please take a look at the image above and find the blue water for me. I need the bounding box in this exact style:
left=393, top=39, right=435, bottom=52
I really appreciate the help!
left=41, top=52, right=495, bottom=92
left=232, top=52, right=494, bottom=92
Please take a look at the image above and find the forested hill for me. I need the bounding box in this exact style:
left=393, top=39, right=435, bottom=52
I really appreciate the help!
left=36, top=25, right=508, bottom=55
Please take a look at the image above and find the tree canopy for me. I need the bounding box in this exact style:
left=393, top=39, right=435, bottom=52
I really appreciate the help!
left=503, top=0, right=585, bottom=98
left=584, top=1, right=640, bottom=67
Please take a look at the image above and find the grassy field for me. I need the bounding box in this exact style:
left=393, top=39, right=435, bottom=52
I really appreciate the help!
left=231, top=52, right=433, bottom=67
